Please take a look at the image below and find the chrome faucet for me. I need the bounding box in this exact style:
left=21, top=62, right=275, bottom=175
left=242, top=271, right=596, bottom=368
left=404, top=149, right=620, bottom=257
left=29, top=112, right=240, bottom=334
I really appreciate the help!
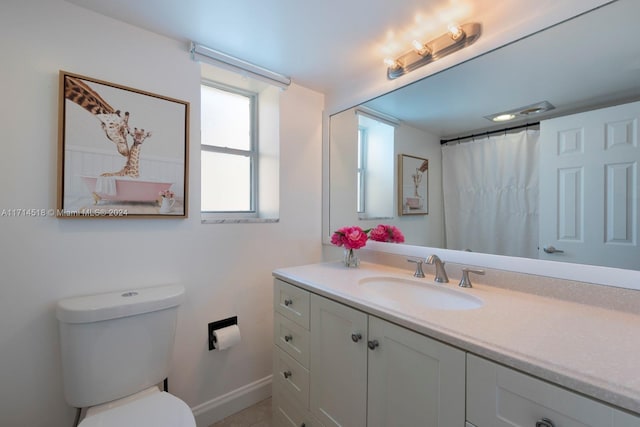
left=426, top=254, right=449, bottom=283
left=407, top=258, right=426, bottom=278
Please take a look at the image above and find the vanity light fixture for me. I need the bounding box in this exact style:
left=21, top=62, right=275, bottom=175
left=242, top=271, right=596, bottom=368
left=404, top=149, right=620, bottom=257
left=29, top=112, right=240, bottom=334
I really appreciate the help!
left=485, top=101, right=556, bottom=123
left=385, top=22, right=482, bottom=80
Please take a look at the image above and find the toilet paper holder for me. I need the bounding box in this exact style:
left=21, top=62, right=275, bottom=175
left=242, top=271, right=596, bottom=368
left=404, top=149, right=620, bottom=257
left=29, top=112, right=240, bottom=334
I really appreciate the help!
left=208, top=316, right=238, bottom=351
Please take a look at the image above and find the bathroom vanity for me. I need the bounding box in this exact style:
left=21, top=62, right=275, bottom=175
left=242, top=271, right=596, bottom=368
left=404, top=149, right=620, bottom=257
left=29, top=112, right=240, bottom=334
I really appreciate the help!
left=271, top=261, right=640, bottom=427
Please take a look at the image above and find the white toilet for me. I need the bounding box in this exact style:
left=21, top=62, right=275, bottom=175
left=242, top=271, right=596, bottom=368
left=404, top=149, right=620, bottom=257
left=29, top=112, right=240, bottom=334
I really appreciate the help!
left=56, top=284, right=196, bottom=427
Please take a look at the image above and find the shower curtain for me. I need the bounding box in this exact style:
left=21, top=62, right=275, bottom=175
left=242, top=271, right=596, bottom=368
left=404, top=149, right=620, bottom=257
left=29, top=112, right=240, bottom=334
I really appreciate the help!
left=441, top=129, right=539, bottom=258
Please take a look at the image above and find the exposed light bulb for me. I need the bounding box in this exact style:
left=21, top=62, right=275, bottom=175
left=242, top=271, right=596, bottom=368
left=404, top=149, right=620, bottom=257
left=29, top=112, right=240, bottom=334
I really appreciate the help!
left=411, top=40, right=431, bottom=56
left=384, top=57, right=400, bottom=69
left=448, top=24, right=464, bottom=40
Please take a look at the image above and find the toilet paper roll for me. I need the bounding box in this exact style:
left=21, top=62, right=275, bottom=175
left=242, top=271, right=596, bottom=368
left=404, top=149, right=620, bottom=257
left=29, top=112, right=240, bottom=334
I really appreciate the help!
left=213, top=324, right=241, bottom=351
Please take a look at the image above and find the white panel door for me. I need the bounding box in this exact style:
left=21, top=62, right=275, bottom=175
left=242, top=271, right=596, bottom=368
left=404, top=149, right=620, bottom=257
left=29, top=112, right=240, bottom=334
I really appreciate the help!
left=539, top=101, right=640, bottom=269
left=367, top=316, right=466, bottom=427
left=309, top=294, right=368, bottom=427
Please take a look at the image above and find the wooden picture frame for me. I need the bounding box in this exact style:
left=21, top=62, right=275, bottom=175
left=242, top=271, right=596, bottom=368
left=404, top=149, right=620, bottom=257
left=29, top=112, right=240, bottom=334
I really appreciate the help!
left=57, top=71, right=189, bottom=218
left=398, top=154, right=428, bottom=216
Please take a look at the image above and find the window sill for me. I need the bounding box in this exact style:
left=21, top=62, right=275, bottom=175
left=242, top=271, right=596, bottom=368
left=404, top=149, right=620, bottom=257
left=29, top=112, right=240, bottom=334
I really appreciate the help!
left=201, top=217, right=280, bottom=224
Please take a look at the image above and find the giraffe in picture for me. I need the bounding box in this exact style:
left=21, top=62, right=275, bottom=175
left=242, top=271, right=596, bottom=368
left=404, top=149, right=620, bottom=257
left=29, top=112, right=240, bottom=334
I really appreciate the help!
left=100, top=128, right=152, bottom=178
left=64, top=75, right=131, bottom=157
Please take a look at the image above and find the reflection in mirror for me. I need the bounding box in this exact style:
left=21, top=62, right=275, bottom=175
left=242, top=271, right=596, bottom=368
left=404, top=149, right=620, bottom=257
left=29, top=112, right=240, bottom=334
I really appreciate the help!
left=399, top=154, right=429, bottom=216
left=356, top=112, right=394, bottom=219
left=328, top=0, right=640, bottom=270
left=330, top=107, right=444, bottom=247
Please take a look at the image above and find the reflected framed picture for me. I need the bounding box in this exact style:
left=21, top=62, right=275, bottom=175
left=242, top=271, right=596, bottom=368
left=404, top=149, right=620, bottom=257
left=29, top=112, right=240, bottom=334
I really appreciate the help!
left=57, top=70, right=189, bottom=218
left=398, top=154, right=428, bottom=216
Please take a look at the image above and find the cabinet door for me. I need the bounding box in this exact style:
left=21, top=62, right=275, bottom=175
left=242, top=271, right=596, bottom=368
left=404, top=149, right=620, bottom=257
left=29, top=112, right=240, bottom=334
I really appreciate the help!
left=467, top=354, right=640, bottom=427
left=367, top=316, right=466, bottom=427
left=310, top=294, right=368, bottom=427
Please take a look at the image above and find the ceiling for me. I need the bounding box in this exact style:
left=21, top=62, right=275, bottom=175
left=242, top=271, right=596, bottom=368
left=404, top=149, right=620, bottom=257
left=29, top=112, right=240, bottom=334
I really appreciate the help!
left=66, top=0, right=612, bottom=100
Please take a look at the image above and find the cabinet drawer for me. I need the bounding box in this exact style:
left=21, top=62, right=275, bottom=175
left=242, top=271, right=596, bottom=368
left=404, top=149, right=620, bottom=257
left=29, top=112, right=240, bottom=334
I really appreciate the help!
left=273, top=345, right=310, bottom=409
left=273, top=389, right=322, bottom=427
left=274, top=312, right=310, bottom=368
left=467, top=354, right=640, bottom=427
left=274, top=279, right=310, bottom=329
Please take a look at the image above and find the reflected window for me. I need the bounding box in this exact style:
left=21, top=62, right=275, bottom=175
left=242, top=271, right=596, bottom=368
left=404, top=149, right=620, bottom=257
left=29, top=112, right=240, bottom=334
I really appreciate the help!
left=357, top=113, right=395, bottom=219
left=357, top=127, right=366, bottom=213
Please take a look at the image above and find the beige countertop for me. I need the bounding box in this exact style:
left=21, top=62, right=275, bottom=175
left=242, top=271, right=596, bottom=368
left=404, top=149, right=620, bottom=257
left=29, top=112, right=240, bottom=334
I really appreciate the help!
left=273, top=261, right=640, bottom=415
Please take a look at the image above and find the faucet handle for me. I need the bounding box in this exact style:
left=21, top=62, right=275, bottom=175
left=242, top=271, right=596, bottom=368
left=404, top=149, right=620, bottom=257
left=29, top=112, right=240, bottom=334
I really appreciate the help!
left=407, top=258, right=426, bottom=278
left=459, top=268, right=485, bottom=288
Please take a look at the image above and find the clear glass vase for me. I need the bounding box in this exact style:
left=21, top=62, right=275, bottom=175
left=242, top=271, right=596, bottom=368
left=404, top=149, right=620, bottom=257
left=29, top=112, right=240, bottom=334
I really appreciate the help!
left=343, top=248, right=360, bottom=268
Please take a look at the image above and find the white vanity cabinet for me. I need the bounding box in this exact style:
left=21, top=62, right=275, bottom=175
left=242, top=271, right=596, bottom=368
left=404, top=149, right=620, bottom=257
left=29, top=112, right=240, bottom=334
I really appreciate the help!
left=273, top=279, right=323, bottom=427
left=466, top=354, right=640, bottom=427
left=309, top=293, right=466, bottom=427
left=366, top=315, right=466, bottom=427
left=274, top=279, right=466, bottom=426
left=309, top=293, right=368, bottom=426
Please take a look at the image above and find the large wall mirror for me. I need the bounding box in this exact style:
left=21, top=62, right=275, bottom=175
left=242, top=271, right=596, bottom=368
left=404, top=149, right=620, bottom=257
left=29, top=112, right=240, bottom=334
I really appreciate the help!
left=329, top=0, right=640, bottom=271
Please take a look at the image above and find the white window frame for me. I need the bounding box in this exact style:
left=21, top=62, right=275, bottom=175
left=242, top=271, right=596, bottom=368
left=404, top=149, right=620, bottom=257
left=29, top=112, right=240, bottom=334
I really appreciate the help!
left=200, top=80, right=259, bottom=219
left=357, top=126, right=367, bottom=214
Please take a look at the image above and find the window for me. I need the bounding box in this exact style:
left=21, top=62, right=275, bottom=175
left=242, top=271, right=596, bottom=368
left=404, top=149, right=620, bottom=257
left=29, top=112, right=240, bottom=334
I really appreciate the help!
left=199, top=65, right=281, bottom=223
left=356, top=113, right=395, bottom=219
left=201, top=82, right=257, bottom=215
left=357, top=127, right=367, bottom=213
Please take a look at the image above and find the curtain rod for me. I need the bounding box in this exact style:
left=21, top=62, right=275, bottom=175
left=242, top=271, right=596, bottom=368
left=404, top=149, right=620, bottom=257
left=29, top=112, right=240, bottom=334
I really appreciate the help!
left=440, top=121, right=540, bottom=145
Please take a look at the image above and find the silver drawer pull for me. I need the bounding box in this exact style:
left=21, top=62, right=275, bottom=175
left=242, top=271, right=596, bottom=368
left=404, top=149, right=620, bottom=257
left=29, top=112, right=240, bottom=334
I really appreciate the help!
left=367, top=340, right=379, bottom=350
left=283, top=370, right=292, bottom=379
left=284, top=334, right=293, bottom=342
left=351, top=333, right=362, bottom=342
left=536, top=418, right=555, bottom=427
left=284, top=298, right=293, bottom=306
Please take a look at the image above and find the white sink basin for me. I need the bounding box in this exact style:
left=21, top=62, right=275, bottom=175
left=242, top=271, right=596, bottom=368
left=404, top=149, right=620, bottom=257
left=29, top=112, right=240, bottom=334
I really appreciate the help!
left=358, top=276, right=483, bottom=311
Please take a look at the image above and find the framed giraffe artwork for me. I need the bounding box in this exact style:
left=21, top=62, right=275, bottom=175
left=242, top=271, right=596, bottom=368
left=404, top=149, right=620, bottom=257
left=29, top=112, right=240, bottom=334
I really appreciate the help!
left=57, top=70, right=190, bottom=218
left=398, top=154, right=429, bottom=216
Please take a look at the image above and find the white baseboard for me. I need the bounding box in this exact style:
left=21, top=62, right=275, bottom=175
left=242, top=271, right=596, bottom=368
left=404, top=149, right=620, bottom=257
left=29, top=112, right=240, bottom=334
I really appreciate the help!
left=191, top=375, right=272, bottom=427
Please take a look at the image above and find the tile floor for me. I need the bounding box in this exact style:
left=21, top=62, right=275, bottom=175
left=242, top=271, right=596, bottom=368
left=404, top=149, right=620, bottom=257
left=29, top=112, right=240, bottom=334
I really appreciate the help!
left=209, top=398, right=272, bottom=427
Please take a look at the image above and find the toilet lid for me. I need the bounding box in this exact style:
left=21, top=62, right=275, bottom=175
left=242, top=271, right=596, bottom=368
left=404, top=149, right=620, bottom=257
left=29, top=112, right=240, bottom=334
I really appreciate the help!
left=79, top=391, right=195, bottom=427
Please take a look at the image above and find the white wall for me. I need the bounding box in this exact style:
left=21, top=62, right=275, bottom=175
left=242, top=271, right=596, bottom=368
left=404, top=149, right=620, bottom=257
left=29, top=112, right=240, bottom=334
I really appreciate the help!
left=0, top=1, right=323, bottom=426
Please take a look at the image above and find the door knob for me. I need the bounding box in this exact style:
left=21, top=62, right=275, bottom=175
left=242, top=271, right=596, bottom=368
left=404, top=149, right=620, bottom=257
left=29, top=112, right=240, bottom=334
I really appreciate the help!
left=284, top=334, right=293, bottom=342
left=284, top=298, right=293, bottom=306
left=536, top=418, right=555, bottom=427
left=543, top=245, right=564, bottom=254
left=283, top=370, right=292, bottom=379
left=351, top=333, right=362, bottom=342
left=367, top=340, right=379, bottom=350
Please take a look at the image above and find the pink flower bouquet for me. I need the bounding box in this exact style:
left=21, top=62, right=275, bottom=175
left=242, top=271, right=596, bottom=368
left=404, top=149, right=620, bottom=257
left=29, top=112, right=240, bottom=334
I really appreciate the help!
left=331, top=226, right=369, bottom=250
left=369, top=224, right=405, bottom=243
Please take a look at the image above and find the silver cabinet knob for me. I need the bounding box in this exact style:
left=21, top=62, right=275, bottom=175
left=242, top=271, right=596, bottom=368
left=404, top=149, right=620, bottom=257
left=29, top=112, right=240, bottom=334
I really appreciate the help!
left=351, top=333, right=362, bottom=342
left=367, top=340, right=379, bottom=350
left=283, top=370, right=292, bottom=379
left=284, top=298, right=293, bottom=306
left=284, top=334, right=293, bottom=342
left=536, top=418, right=555, bottom=427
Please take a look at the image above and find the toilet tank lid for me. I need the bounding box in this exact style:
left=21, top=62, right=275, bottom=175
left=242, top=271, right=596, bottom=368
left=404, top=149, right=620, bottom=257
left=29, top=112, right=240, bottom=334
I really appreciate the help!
left=56, top=284, right=185, bottom=324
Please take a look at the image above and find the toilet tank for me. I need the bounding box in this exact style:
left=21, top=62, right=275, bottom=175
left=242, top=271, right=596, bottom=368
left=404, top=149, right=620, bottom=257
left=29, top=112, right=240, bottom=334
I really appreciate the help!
left=56, top=284, right=185, bottom=408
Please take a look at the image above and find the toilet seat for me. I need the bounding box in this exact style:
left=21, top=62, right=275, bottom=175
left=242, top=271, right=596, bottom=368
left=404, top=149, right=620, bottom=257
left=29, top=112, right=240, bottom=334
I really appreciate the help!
left=78, top=389, right=195, bottom=427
